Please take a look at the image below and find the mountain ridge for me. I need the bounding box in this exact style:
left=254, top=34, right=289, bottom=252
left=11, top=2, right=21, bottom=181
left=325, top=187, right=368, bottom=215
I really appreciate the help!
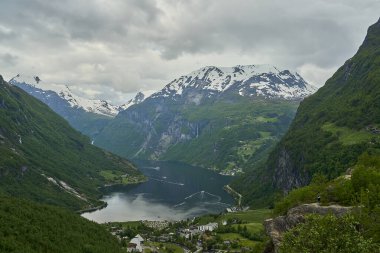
left=95, top=64, right=315, bottom=173
left=150, top=64, right=316, bottom=101
left=10, top=76, right=148, bottom=139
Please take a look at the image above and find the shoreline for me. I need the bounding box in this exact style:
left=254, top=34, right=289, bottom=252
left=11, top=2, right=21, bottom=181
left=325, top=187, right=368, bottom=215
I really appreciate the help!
left=80, top=178, right=148, bottom=215
left=224, top=184, right=242, bottom=207
left=77, top=201, right=108, bottom=214
left=101, top=177, right=148, bottom=188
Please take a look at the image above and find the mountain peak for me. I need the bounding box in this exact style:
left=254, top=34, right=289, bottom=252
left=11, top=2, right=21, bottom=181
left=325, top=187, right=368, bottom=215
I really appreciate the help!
left=9, top=75, right=122, bottom=117
left=118, top=91, right=147, bottom=111
left=361, top=17, right=380, bottom=49
left=151, top=64, right=316, bottom=101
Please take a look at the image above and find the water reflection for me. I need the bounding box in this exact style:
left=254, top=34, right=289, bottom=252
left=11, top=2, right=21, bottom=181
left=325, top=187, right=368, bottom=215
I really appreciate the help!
left=82, top=160, right=234, bottom=223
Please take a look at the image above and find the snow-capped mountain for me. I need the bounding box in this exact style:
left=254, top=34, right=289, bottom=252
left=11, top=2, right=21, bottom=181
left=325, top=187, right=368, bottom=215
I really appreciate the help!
left=56, top=86, right=121, bottom=117
left=151, top=64, right=316, bottom=101
left=9, top=74, right=149, bottom=139
left=94, top=64, right=317, bottom=167
left=9, top=75, right=122, bottom=117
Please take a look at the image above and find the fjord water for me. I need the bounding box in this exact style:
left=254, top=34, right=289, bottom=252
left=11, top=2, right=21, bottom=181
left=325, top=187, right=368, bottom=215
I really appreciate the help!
left=82, top=160, right=234, bottom=222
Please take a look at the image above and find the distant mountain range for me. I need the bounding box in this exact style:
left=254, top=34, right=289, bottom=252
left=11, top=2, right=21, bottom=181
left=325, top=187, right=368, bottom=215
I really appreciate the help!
left=10, top=65, right=317, bottom=175
left=10, top=75, right=147, bottom=138
left=94, top=65, right=316, bottom=174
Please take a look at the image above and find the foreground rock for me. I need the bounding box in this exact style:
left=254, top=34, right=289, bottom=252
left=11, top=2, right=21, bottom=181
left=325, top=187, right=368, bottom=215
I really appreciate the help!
left=264, top=203, right=353, bottom=253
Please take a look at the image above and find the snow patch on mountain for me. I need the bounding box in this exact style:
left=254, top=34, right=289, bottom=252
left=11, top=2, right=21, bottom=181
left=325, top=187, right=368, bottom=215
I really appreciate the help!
left=57, top=85, right=120, bottom=116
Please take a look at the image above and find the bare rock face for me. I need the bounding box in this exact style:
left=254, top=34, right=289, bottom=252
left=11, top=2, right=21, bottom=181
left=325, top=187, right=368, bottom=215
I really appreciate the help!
left=272, top=148, right=310, bottom=194
left=264, top=203, right=353, bottom=253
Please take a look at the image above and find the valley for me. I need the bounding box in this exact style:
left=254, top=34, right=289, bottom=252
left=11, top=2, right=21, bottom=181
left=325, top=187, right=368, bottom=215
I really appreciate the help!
left=0, top=2, right=379, bottom=252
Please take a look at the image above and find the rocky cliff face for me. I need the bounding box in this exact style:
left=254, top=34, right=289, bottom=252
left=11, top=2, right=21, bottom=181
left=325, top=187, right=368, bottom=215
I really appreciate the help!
left=121, top=103, right=200, bottom=159
left=264, top=203, right=353, bottom=253
left=271, top=148, right=310, bottom=193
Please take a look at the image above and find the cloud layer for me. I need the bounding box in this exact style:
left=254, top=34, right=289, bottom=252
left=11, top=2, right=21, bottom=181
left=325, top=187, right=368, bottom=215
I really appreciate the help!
left=0, top=0, right=379, bottom=104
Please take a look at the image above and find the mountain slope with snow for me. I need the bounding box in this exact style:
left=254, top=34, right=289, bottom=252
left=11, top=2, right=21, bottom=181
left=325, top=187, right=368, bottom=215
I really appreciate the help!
left=9, top=75, right=122, bottom=117
left=95, top=64, right=317, bottom=173
left=9, top=75, right=147, bottom=139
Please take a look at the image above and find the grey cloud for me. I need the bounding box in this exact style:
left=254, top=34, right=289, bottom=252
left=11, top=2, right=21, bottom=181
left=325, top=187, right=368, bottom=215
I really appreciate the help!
left=0, top=0, right=379, bottom=102
left=0, top=53, right=18, bottom=66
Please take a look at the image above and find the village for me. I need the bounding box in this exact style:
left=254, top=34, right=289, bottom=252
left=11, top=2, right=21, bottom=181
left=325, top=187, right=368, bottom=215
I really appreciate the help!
left=105, top=208, right=272, bottom=253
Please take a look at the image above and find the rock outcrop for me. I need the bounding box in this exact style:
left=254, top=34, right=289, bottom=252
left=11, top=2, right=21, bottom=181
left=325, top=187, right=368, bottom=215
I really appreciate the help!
left=264, top=203, right=353, bottom=253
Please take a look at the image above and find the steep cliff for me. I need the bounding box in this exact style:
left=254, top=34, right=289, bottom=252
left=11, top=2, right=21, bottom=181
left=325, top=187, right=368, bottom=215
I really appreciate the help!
left=233, top=18, right=380, bottom=202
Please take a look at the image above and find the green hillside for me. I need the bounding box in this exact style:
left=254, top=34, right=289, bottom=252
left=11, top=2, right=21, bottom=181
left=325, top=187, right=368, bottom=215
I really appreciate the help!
left=273, top=152, right=380, bottom=252
left=162, top=99, right=298, bottom=174
left=0, top=75, right=142, bottom=210
left=232, top=18, right=380, bottom=206
left=96, top=97, right=299, bottom=174
left=0, top=196, right=123, bottom=253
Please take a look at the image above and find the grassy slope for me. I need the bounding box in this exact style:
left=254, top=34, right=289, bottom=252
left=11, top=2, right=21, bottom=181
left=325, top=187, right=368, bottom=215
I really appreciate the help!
left=201, top=209, right=272, bottom=250
left=232, top=18, right=380, bottom=206
left=0, top=196, right=123, bottom=253
left=0, top=76, right=141, bottom=210
left=159, top=99, right=298, bottom=172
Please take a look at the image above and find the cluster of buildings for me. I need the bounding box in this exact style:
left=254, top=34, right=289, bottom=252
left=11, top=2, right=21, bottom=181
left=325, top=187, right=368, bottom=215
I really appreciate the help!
left=179, top=222, right=219, bottom=239
left=142, top=220, right=170, bottom=230
left=124, top=222, right=220, bottom=252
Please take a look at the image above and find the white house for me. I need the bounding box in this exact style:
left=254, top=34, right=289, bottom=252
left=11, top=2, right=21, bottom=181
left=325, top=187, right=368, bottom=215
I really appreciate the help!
left=198, top=222, right=218, bottom=232
left=127, top=234, right=144, bottom=252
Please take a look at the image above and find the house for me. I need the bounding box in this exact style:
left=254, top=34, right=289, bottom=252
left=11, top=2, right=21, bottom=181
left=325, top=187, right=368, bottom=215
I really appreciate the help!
left=135, top=234, right=144, bottom=243
left=127, top=243, right=137, bottom=252
left=198, top=222, right=218, bottom=232
left=127, top=234, right=144, bottom=252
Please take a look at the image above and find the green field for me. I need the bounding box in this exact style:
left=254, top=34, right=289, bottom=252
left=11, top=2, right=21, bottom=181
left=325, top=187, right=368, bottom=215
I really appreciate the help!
left=322, top=122, right=378, bottom=146
left=100, top=170, right=146, bottom=185
left=218, top=209, right=272, bottom=223
left=231, top=222, right=263, bottom=234
left=145, top=242, right=184, bottom=253
left=219, top=233, right=258, bottom=247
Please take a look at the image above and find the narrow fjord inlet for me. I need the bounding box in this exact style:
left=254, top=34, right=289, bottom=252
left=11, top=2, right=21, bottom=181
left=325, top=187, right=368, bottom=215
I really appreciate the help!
left=0, top=2, right=379, bottom=253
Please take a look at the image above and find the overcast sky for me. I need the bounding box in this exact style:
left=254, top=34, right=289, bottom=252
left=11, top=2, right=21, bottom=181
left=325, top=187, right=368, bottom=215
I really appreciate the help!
left=0, top=0, right=379, bottom=104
